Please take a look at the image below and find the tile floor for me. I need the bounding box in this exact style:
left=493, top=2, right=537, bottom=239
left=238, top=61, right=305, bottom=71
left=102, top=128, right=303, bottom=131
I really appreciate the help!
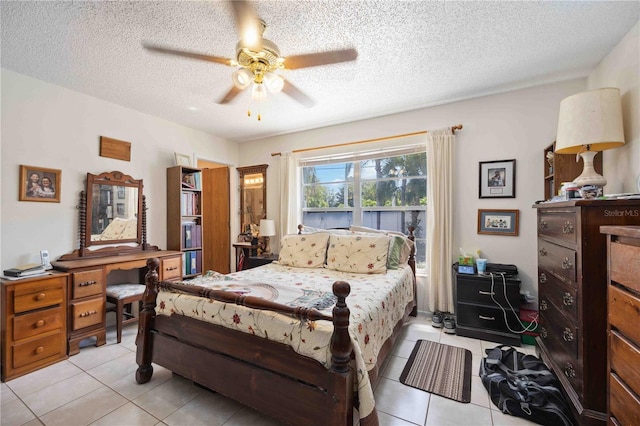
left=1, top=314, right=539, bottom=426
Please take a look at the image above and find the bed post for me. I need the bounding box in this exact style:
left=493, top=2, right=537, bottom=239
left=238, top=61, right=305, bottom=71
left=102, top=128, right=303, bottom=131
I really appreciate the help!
left=330, top=281, right=352, bottom=372
left=136, top=258, right=159, bottom=384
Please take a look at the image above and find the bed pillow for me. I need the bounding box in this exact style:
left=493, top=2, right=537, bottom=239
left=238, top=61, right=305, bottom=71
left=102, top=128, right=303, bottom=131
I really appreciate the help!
left=278, top=233, right=330, bottom=268
left=349, top=226, right=414, bottom=267
left=325, top=234, right=389, bottom=274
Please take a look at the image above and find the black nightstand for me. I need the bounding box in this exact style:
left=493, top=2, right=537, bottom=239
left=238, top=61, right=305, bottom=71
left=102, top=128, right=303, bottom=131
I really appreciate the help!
left=246, top=253, right=279, bottom=270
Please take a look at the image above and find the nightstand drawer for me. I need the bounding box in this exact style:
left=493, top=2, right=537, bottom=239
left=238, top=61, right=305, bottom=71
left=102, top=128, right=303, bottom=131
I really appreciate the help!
left=72, top=298, right=104, bottom=330
left=456, top=303, right=521, bottom=333
left=538, top=240, right=576, bottom=283
left=72, top=269, right=104, bottom=299
left=538, top=211, right=578, bottom=246
left=12, top=332, right=65, bottom=369
left=161, top=256, right=182, bottom=281
left=456, top=276, right=520, bottom=307
left=14, top=277, right=66, bottom=313
left=13, top=306, right=64, bottom=340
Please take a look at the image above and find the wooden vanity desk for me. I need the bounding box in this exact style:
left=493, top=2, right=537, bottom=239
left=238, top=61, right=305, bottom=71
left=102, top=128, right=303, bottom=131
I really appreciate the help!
left=52, top=251, right=181, bottom=355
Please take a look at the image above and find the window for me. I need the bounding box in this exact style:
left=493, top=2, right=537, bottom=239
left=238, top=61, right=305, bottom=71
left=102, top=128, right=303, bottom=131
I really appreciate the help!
left=301, top=149, right=427, bottom=268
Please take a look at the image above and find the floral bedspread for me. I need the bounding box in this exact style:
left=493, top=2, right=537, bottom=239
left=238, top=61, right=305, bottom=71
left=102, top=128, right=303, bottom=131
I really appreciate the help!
left=155, top=262, right=415, bottom=420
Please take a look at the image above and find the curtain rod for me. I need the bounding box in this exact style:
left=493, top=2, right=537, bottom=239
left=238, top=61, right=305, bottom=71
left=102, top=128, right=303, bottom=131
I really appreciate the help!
left=270, top=124, right=462, bottom=157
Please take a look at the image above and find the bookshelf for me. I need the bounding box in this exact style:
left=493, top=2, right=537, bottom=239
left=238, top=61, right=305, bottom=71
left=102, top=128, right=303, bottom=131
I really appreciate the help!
left=543, top=141, right=602, bottom=200
left=167, top=166, right=203, bottom=278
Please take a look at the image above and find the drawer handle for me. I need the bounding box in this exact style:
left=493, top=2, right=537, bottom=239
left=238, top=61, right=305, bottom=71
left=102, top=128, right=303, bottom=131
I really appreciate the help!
left=79, top=280, right=97, bottom=287
left=478, top=290, right=495, bottom=296
left=35, top=346, right=44, bottom=354
left=539, top=273, right=547, bottom=284
left=538, top=221, right=548, bottom=230
left=35, top=293, right=46, bottom=301
left=562, top=293, right=574, bottom=306
left=35, top=319, right=46, bottom=328
left=79, top=310, right=98, bottom=318
left=562, top=328, right=574, bottom=342
left=540, top=327, right=548, bottom=339
left=538, top=247, right=547, bottom=256
left=564, top=363, right=576, bottom=379
left=540, top=300, right=548, bottom=311
left=479, top=315, right=495, bottom=321
left=561, top=257, right=573, bottom=270
left=166, top=266, right=177, bottom=271
left=562, top=221, right=574, bottom=234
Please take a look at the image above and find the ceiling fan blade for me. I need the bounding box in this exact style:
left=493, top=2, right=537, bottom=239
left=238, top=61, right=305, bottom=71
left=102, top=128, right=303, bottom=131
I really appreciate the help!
left=284, top=48, right=358, bottom=70
left=282, top=80, right=315, bottom=108
left=143, top=43, right=233, bottom=66
left=229, top=0, right=262, bottom=49
left=217, top=86, right=243, bottom=104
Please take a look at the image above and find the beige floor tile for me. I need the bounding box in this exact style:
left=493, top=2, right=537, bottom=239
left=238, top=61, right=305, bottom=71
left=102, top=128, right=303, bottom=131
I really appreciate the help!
left=132, top=374, right=207, bottom=420
left=108, top=364, right=173, bottom=401
left=377, top=410, right=420, bottom=426
left=1, top=398, right=37, bottom=426
left=6, top=360, right=83, bottom=398
left=399, top=322, right=442, bottom=343
left=39, top=386, right=127, bottom=426
left=22, top=419, right=44, bottom=426
left=374, top=377, right=430, bottom=425
left=90, top=402, right=160, bottom=426
left=87, top=351, right=138, bottom=384
left=470, top=376, right=491, bottom=408
left=223, top=407, right=285, bottom=426
left=426, top=394, right=493, bottom=426
left=438, top=333, right=484, bottom=356
left=163, top=390, right=244, bottom=426
left=490, top=407, right=539, bottom=425
left=380, top=355, right=410, bottom=382
left=68, top=340, right=133, bottom=371
left=1, top=382, right=19, bottom=406
left=391, top=339, right=419, bottom=359
left=21, top=372, right=104, bottom=416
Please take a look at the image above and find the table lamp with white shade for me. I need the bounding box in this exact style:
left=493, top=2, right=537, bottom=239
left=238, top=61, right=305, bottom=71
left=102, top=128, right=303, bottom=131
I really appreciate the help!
left=259, top=219, right=276, bottom=255
left=555, top=87, right=625, bottom=190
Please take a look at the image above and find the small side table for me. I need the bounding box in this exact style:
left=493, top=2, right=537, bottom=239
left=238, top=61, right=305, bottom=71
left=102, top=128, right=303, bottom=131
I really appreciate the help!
left=246, top=253, right=279, bottom=270
left=233, top=243, right=261, bottom=271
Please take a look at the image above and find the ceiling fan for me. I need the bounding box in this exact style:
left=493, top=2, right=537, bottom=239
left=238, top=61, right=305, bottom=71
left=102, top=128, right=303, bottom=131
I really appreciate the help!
left=142, top=0, right=357, bottom=115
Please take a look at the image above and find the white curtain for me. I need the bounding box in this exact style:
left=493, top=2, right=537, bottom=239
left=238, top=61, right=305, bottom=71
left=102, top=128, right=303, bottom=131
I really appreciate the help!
left=426, top=128, right=455, bottom=313
left=279, top=152, right=299, bottom=237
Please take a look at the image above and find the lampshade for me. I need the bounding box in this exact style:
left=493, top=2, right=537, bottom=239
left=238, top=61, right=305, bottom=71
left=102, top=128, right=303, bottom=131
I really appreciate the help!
left=263, top=72, right=284, bottom=93
left=259, top=219, right=276, bottom=237
left=251, top=82, right=267, bottom=101
left=555, top=87, right=625, bottom=188
left=232, top=68, right=254, bottom=90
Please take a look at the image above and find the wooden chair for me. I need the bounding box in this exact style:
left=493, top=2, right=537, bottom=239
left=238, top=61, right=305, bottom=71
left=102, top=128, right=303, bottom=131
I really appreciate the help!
left=106, top=283, right=146, bottom=343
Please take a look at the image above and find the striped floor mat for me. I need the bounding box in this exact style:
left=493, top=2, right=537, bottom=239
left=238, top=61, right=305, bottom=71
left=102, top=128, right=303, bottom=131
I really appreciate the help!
left=399, top=339, right=472, bottom=403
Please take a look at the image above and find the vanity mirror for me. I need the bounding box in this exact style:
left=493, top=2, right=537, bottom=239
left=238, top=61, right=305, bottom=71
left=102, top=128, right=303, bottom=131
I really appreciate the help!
left=237, top=164, right=267, bottom=235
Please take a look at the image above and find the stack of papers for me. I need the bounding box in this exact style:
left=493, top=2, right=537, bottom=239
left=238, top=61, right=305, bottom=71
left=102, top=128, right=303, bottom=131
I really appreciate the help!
left=3, top=263, right=47, bottom=278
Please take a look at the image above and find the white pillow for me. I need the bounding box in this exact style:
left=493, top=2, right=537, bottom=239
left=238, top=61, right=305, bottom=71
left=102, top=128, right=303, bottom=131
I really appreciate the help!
left=349, top=225, right=414, bottom=265
left=325, top=234, right=389, bottom=274
left=278, top=233, right=330, bottom=268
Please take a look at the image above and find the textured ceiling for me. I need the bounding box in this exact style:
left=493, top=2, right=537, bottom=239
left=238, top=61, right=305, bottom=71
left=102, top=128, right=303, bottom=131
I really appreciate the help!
left=2, top=1, right=638, bottom=143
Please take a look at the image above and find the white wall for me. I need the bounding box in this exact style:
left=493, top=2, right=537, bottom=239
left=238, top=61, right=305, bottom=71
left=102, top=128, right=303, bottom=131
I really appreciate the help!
left=588, top=21, right=640, bottom=194
left=1, top=69, right=238, bottom=270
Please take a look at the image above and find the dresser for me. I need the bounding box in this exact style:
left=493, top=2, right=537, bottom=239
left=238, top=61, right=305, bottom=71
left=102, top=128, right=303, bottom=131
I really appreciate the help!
left=454, top=265, right=522, bottom=346
left=1, top=273, right=69, bottom=381
left=52, top=250, right=181, bottom=355
left=601, top=225, right=640, bottom=425
left=534, top=200, right=640, bottom=425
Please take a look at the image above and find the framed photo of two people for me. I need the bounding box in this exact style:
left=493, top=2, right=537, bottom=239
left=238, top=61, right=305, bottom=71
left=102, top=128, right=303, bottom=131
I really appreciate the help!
left=19, top=165, right=61, bottom=203
left=479, top=159, right=516, bottom=198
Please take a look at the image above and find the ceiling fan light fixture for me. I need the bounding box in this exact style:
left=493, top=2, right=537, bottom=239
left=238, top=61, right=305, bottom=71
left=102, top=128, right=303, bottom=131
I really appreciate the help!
left=263, top=72, right=284, bottom=93
left=232, top=68, right=254, bottom=89
left=251, top=82, right=267, bottom=101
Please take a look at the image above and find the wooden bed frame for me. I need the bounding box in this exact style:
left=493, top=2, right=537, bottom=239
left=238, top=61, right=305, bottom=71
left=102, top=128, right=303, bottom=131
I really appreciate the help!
left=136, top=236, right=417, bottom=426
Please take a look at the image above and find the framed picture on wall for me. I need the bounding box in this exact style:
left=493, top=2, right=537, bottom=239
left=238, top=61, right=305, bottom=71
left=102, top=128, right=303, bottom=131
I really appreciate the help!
left=479, top=159, right=516, bottom=198
left=19, top=165, right=61, bottom=203
left=478, top=209, right=519, bottom=236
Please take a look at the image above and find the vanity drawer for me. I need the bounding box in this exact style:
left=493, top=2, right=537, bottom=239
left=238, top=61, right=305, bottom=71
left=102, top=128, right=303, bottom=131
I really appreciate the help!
left=609, top=373, right=640, bottom=426
left=161, top=256, right=182, bottom=281
left=537, top=210, right=578, bottom=246
left=610, top=241, right=640, bottom=293
left=538, top=268, right=577, bottom=322
left=609, top=285, right=640, bottom=346
left=71, top=298, right=104, bottom=330
left=538, top=240, right=576, bottom=283
left=13, top=306, right=64, bottom=340
left=12, top=332, right=65, bottom=369
left=14, top=277, right=66, bottom=313
left=610, top=330, right=640, bottom=398
left=72, top=269, right=104, bottom=299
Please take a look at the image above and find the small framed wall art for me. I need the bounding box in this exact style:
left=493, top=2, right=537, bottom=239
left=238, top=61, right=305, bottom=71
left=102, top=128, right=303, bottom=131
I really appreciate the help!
left=478, top=209, right=519, bottom=236
left=19, top=165, right=61, bottom=203
left=479, top=159, right=516, bottom=198
left=174, top=152, right=192, bottom=167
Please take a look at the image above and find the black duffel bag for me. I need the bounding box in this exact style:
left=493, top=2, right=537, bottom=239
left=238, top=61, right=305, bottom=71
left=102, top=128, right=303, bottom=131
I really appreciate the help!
left=479, top=345, right=575, bottom=426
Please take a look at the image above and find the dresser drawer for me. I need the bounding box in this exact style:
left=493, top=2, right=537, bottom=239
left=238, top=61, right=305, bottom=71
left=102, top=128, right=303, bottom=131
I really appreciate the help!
left=12, top=332, right=65, bottom=369
left=161, top=256, right=182, bottom=281
left=13, top=277, right=66, bottom=313
left=13, top=306, right=64, bottom=341
left=72, top=269, right=104, bottom=299
left=538, top=268, right=577, bottom=322
left=538, top=310, right=579, bottom=360
left=538, top=240, right=576, bottom=283
left=610, top=330, right=640, bottom=398
left=456, top=276, right=520, bottom=307
left=538, top=210, right=578, bottom=246
left=71, top=298, right=104, bottom=330
left=610, top=241, right=640, bottom=293
left=609, top=373, right=640, bottom=426
left=456, top=302, right=521, bottom=333
left=609, top=285, right=640, bottom=347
